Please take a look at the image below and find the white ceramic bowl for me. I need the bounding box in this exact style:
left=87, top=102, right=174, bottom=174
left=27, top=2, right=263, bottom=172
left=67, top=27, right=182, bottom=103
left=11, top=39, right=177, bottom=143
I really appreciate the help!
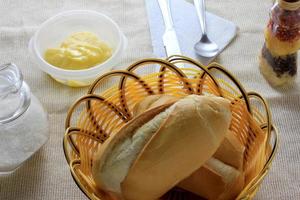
left=29, top=10, right=127, bottom=87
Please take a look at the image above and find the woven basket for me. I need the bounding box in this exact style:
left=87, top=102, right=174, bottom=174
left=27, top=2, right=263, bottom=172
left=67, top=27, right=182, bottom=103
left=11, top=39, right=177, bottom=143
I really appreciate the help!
left=63, top=55, right=278, bottom=200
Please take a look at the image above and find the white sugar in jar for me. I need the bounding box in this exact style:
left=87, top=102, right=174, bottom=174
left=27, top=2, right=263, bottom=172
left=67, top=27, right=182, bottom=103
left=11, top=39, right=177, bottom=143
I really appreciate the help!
left=0, top=63, right=49, bottom=174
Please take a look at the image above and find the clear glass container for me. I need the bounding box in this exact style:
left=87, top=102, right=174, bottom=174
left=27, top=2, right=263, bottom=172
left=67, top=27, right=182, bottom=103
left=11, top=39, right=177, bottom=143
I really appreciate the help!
left=0, top=63, right=49, bottom=174
left=259, top=0, right=300, bottom=86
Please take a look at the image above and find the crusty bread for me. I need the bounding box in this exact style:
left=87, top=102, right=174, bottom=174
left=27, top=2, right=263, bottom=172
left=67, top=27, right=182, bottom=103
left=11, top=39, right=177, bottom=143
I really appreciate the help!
left=132, top=94, right=180, bottom=116
left=213, top=131, right=244, bottom=170
left=92, top=95, right=231, bottom=200
left=133, top=94, right=245, bottom=199
left=177, top=122, right=245, bottom=200
left=92, top=103, right=173, bottom=194
left=178, top=157, right=244, bottom=200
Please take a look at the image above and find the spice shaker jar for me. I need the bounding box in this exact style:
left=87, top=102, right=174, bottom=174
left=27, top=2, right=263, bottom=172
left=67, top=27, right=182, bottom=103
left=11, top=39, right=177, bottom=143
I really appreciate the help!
left=259, top=0, right=300, bottom=86
left=0, top=63, right=49, bottom=174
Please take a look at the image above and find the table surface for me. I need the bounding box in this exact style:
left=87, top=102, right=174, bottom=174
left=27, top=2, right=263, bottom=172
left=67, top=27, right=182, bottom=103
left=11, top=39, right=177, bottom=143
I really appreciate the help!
left=0, top=0, right=299, bottom=199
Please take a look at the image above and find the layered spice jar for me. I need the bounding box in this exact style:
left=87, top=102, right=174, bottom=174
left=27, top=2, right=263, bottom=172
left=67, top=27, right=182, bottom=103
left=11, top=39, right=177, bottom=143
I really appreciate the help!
left=259, top=0, right=300, bottom=86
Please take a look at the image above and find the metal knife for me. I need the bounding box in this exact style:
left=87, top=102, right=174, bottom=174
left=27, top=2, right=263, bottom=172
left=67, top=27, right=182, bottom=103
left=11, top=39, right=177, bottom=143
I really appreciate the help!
left=158, top=0, right=182, bottom=57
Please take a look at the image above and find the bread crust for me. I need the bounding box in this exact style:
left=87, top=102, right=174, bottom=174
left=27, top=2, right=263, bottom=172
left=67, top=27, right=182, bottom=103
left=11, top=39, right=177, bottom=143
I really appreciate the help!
left=133, top=95, right=246, bottom=200
left=213, top=131, right=244, bottom=170
left=121, top=96, right=231, bottom=200
left=132, top=94, right=180, bottom=116
left=92, top=103, right=173, bottom=191
left=92, top=95, right=231, bottom=200
left=178, top=157, right=244, bottom=200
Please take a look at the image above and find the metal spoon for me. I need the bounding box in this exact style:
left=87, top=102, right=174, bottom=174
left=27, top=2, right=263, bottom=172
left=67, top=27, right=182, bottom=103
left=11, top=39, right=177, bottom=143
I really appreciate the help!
left=193, top=0, right=219, bottom=58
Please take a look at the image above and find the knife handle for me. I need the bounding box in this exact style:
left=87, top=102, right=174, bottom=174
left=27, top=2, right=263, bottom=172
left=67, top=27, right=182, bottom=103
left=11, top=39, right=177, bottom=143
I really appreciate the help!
left=158, top=0, right=174, bottom=31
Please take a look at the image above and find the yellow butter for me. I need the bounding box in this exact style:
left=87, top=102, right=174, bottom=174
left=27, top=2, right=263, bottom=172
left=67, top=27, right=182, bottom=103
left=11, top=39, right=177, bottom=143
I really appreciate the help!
left=44, top=32, right=112, bottom=70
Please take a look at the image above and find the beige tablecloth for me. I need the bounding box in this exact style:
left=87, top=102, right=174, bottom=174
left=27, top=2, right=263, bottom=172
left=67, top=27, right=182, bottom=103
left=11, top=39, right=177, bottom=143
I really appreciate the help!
left=0, top=0, right=299, bottom=199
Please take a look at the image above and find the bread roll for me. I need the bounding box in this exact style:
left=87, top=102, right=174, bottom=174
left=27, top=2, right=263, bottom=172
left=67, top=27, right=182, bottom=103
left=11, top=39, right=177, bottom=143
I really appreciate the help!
left=132, top=95, right=245, bottom=170
left=132, top=94, right=181, bottom=116
left=92, top=95, right=231, bottom=200
left=178, top=157, right=244, bottom=200
left=133, top=94, right=245, bottom=199
left=213, top=131, right=244, bottom=170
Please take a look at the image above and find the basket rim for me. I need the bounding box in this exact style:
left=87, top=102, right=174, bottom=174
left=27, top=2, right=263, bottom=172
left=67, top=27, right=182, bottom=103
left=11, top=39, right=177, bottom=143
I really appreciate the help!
left=63, top=55, right=279, bottom=200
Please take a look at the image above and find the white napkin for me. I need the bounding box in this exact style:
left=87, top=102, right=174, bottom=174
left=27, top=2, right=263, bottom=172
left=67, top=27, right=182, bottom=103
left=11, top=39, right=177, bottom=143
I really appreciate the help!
left=145, top=0, right=238, bottom=65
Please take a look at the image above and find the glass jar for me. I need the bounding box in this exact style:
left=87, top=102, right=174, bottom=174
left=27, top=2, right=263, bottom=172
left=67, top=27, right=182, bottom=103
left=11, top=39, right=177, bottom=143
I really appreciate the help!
left=259, top=0, right=300, bottom=86
left=0, top=63, right=49, bottom=174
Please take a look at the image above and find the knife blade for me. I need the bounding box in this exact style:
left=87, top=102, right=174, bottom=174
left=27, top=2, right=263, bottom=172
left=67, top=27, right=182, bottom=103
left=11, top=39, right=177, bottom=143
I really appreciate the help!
left=158, top=0, right=182, bottom=57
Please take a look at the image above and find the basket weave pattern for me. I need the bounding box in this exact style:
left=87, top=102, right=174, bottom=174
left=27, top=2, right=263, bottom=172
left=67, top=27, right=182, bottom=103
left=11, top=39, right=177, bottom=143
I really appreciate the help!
left=63, top=56, right=278, bottom=200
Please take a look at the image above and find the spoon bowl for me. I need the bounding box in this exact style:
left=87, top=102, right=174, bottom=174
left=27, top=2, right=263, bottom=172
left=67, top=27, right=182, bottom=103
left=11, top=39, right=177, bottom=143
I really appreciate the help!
left=193, top=0, right=219, bottom=59
left=194, top=34, right=219, bottom=57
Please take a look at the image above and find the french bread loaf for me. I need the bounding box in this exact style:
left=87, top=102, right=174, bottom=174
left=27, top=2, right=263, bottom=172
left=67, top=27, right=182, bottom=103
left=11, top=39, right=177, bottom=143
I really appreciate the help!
left=178, top=156, right=244, bottom=200
left=132, top=94, right=245, bottom=199
left=92, top=95, right=231, bottom=200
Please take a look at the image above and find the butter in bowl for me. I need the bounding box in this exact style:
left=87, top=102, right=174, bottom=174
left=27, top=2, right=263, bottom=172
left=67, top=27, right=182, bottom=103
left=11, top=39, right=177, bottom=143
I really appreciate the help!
left=29, top=10, right=127, bottom=87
